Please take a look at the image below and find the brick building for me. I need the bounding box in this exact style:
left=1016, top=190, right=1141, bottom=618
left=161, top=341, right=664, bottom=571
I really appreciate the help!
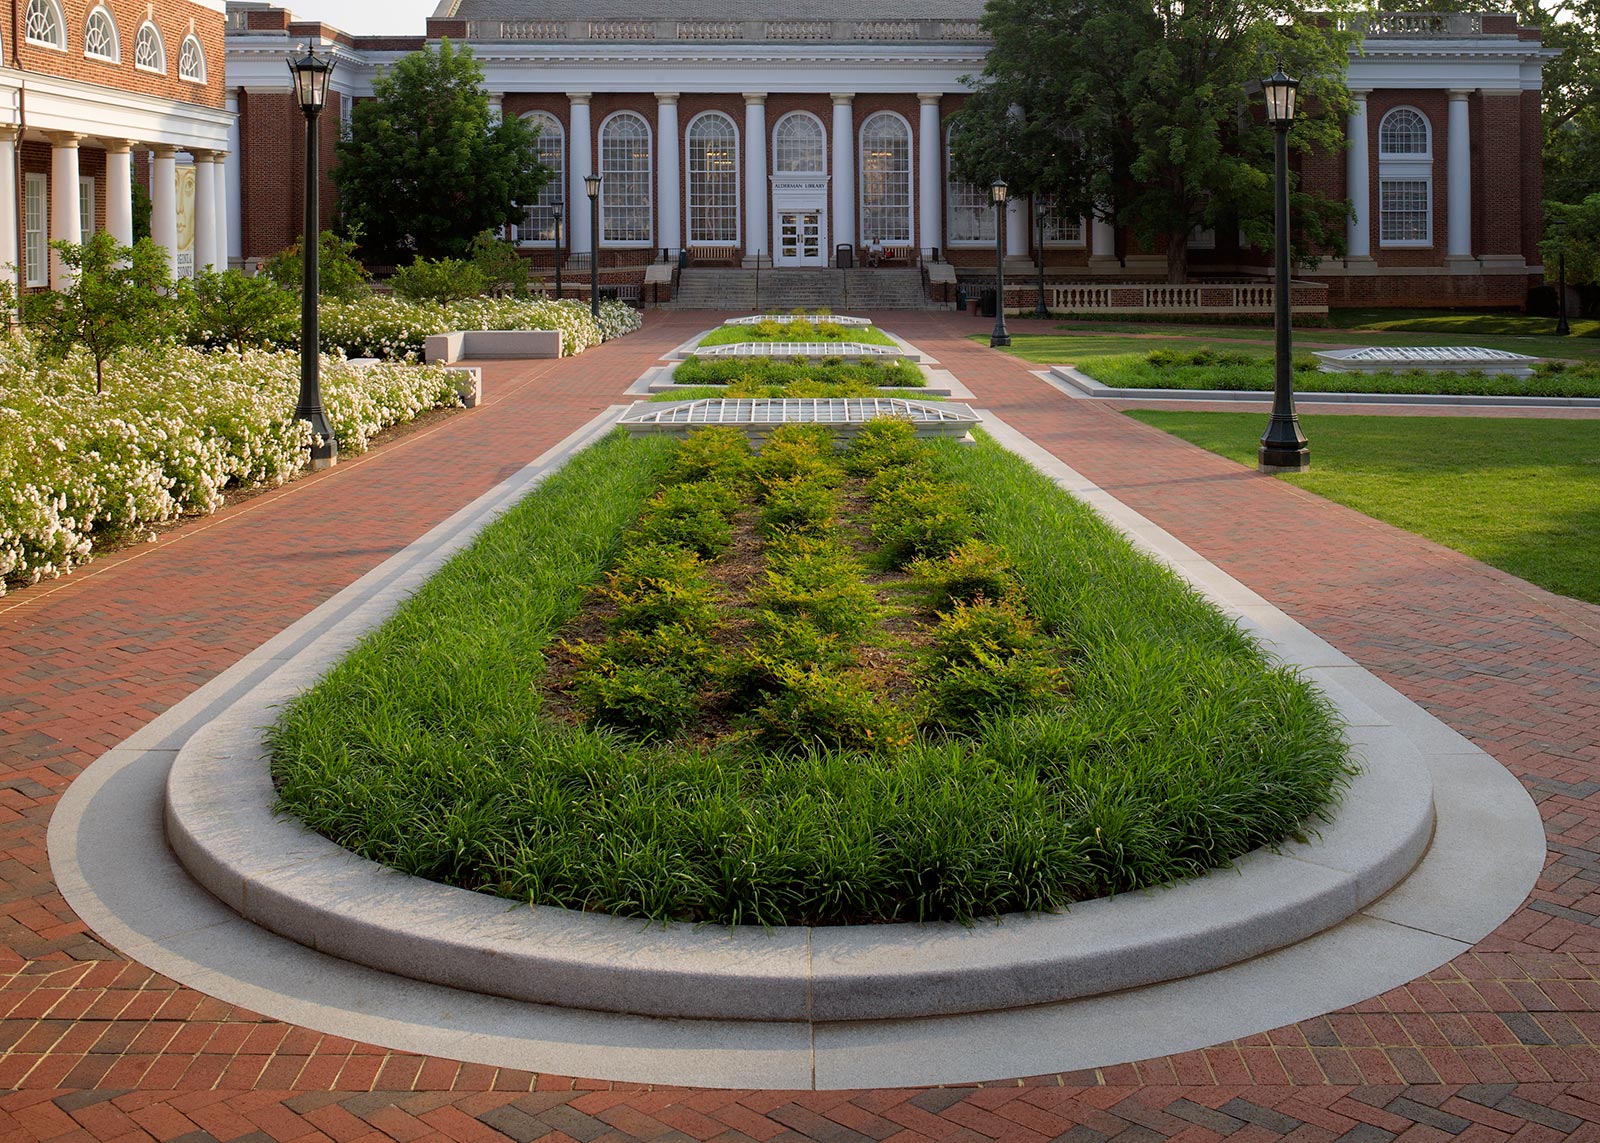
left=1, top=0, right=229, bottom=288
left=224, top=3, right=1554, bottom=307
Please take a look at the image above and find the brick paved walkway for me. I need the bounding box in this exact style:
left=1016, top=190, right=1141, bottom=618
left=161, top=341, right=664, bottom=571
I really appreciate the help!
left=5, top=309, right=1600, bottom=1141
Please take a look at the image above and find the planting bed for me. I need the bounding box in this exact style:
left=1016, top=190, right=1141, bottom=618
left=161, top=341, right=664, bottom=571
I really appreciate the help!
left=698, top=316, right=896, bottom=348
left=269, top=423, right=1352, bottom=928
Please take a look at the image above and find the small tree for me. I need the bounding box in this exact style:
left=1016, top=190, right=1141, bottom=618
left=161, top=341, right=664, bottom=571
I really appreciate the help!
left=389, top=256, right=487, bottom=302
left=24, top=233, right=181, bottom=393
left=260, top=230, right=369, bottom=298
left=184, top=268, right=298, bottom=352
left=333, top=39, right=548, bottom=262
left=468, top=230, right=529, bottom=297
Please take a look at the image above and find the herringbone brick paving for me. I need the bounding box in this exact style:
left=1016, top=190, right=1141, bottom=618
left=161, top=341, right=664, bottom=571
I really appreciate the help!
left=4, top=309, right=1600, bottom=1140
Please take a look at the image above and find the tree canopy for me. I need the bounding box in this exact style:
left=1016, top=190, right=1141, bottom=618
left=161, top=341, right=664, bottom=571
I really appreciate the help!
left=948, top=0, right=1357, bottom=281
left=332, top=39, right=548, bottom=262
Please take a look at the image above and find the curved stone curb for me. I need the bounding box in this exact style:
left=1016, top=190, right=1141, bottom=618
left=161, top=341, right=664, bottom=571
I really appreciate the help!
left=163, top=424, right=1436, bottom=1024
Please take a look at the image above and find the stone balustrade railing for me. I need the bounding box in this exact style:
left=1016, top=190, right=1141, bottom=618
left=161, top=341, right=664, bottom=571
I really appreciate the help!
left=1336, top=12, right=1486, bottom=36
left=464, top=17, right=991, bottom=42
left=999, top=280, right=1328, bottom=315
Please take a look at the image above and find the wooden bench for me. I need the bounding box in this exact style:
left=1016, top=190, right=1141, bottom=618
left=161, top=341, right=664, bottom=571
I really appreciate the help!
left=689, top=245, right=739, bottom=266
left=862, top=244, right=914, bottom=268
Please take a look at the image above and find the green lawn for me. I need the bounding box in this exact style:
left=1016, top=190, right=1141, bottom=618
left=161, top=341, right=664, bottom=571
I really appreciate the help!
left=699, top=323, right=896, bottom=347
left=1125, top=411, right=1600, bottom=604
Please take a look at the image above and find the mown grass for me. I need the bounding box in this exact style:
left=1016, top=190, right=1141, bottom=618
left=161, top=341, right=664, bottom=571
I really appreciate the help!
left=270, top=428, right=1353, bottom=926
left=699, top=323, right=897, bottom=347
left=1125, top=411, right=1600, bottom=604
left=1074, top=351, right=1600, bottom=399
left=653, top=387, right=934, bottom=402
left=1329, top=308, right=1600, bottom=340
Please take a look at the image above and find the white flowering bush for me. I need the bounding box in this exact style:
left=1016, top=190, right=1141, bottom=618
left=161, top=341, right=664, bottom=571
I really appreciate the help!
left=0, top=343, right=462, bottom=595
left=314, top=295, right=635, bottom=360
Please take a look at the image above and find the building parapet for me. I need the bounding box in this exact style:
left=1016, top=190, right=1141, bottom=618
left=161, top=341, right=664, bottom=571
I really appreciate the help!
left=458, top=17, right=989, bottom=43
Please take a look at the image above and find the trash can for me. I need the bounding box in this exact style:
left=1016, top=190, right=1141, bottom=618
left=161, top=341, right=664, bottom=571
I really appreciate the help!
left=836, top=244, right=853, bottom=269
left=978, top=288, right=996, bottom=318
left=956, top=285, right=968, bottom=312
left=678, top=249, right=689, bottom=270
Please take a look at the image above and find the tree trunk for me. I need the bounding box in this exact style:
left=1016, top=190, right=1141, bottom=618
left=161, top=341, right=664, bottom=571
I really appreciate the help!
left=1166, top=238, right=1188, bottom=284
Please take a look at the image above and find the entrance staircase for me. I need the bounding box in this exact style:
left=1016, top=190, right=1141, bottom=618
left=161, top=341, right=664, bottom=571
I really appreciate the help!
left=670, top=268, right=930, bottom=311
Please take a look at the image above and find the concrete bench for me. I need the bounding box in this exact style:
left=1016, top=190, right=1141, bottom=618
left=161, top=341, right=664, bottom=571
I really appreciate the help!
left=423, top=329, right=563, bottom=364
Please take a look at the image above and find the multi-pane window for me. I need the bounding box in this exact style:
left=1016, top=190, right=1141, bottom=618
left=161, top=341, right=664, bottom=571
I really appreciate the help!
left=773, top=113, right=824, bottom=173
left=25, top=0, right=65, bottom=48
left=1042, top=207, right=1084, bottom=245
left=79, top=176, right=95, bottom=239
left=687, top=112, right=738, bottom=244
left=178, top=34, right=205, bottom=81
left=134, top=22, right=164, bottom=73
left=84, top=6, right=118, bottom=61
left=600, top=112, right=651, bottom=244
left=860, top=113, right=911, bottom=244
left=1378, top=107, right=1432, bottom=246
left=945, top=127, right=993, bottom=244
left=518, top=112, right=565, bottom=245
left=24, top=173, right=47, bottom=287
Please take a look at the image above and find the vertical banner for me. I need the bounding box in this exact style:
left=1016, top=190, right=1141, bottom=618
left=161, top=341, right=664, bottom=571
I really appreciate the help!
left=175, top=164, right=196, bottom=278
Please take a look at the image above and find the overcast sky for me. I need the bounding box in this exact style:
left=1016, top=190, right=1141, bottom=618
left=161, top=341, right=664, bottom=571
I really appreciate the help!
left=292, top=0, right=440, bottom=36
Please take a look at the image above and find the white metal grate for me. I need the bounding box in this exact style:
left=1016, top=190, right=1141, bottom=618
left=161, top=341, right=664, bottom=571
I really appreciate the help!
left=620, top=398, right=978, bottom=428
left=723, top=314, right=872, bottom=326
left=695, top=341, right=903, bottom=359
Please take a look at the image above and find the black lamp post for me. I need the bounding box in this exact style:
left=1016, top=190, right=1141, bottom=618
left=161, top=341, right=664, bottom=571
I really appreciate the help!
left=1258, top=64, right=1309, bottom=473
left=1554, top=219, right=1570, bottom=336
left=1035, top=194, right=1049, bottom=318
left=288, top=42, right=337, bottom=469
left=990, top=178, right=1010, bottom=348
left=585, top=173, right=601, bottom=319
left=553, top=197, right=563, bottom=300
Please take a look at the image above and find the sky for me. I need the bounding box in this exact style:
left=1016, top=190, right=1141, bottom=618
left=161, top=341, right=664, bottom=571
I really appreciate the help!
left=290, top=0, right=440, bottom=37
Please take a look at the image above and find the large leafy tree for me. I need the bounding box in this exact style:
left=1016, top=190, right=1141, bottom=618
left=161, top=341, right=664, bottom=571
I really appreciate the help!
left=949, top=0, right=1357, bottom=281
left=333, top=39, right=548, bottom=262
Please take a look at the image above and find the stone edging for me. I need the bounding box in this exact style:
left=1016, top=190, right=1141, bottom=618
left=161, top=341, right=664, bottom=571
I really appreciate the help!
left=162, top=413, right=1438, bottom=1024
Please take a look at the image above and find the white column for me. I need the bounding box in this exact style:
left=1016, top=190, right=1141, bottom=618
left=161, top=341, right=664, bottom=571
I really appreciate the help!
left=1447, top=89, right=1473, bottom=260
left=0, top=128, right=19, bottom=280
left=225, top=90, right=241, bottom=265
left=486, top=93, right=502, bottom=125
left=152, top=147, right=179, bottom=276
left=657, top=93, right=681, bottom=256
left=1345, top=90, right=1371, bottom=261
left=743, top=93, right=767, bottom=264
left=49, top=134, right=83, bottom=289
left=831, top=93, right=855, bottom=252
left=917, top=93, right=941, bottom=260
left=194, top=152, right=218, bottom=272
left=1091, top=215, right=1116, bottom=258
left=104, top=140, right=133, bottom=246
left=1006, top=196, right=1027, bottom=261
left=568, top=94, right=592, bottom=255
left=214, top=152, right=229, bottom=270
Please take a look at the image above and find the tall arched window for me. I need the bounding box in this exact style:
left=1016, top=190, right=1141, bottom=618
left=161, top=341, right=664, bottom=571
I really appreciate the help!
left=686, top=112, right=738, bottom=245
left=178, top=33, right=205, bottom=81
left=84, top=5, right=119, bottom=61
left=600, top=111, right=652, bottom=244
left=134, top=21, right=164, bottom=73
left=945, top=124, right=992, bottom=244
left=773, top=112, right=825, bottom=174
left=518, top=112, right=565, bottom=245
left=860, top=112, right=911, bottom=244
left=25, top=0, right=65, bottom=49
left=1378, top=107, right=1432, bottom=246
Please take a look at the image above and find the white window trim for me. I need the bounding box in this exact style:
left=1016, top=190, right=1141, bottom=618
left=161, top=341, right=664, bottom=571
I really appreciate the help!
left=1378, top=106, right=1433, bottom=249
left=178, top=33, right=205, bottom=82
left=134, top=21, right=165, bottom=74
left=517, top=110, right=565, bottom=248
left=771, top=111, right=827, bottom=175
left=24, top=0, right=66, bottom=50
left=79, top=175, right=95, bottom=239
left=598, top=110, right=653, bottom=248
left=944, top=124, right=994, bottom=247
left=859, top=110, right=913, bottom=246
left=1042, top=205, right=1086, bottom=247
left=83, top=4, right=119, bottom=62
left=24, top=172, right=47, bottom=287
left=684, top=110, right=740, bottom=248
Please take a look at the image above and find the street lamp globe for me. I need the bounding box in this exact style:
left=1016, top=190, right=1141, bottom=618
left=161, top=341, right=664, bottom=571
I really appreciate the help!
left=1262, top=65, right=1299, bottom=125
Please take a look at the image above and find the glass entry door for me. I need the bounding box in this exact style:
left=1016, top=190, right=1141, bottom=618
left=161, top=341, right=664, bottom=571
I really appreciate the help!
left=777, top=211, right=824, bottom=266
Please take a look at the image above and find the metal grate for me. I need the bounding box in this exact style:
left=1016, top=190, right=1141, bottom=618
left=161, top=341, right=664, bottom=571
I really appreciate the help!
left=694, top=341, right=903, bottom=359
left=723, top=314, right=873, bottom=326
left=1314, top=345, right=1539, bottom=378
left=620, top=398, right=978, bottom=427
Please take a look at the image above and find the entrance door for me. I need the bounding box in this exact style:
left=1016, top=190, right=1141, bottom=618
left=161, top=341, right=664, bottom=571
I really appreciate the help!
left=776, top=211, right=824, bottom=267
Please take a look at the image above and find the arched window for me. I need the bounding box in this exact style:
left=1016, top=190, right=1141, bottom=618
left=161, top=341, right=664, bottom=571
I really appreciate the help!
left=518, top=111, right=564, bottom=245
left=860, top=112, right=911, bottom=244
left=686, top=112, right=738, bottom=245
left=178, top=33, right=204, bottom=81
left=24, top=0, right=65, bottom=49
left=600, top=111, right=652, bottom=245
left=945, top=124, right=992, bottom=244
left=773, top=113, right=825, bottom=174
left=134, top=21, right=164, bottom=73
left=84, top=5, right=118, bottom=61
left=1378, top=107, right=1432, bottom=246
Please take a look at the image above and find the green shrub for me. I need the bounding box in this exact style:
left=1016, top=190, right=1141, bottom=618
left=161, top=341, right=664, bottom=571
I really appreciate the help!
left=753, top=424, right=842, bottom=489
left=759, top=475, right=839, bottom=536
left=752, top=539, right=880, bottom=638
left=184, top=268, right=298, bottom=352
left=468, top=230, right=530, bottom=297
left=261, top=230, right=369, bottom=299
left=924, top=652, right=1067, bottom=728
left=870, top=476, right=975, bottom=566
left=672, top=355, right=923, bottom=389
left=929, top=598, right=1041, bottom=668
left=570, top=661, right=698, bottom=737
left=911, top=539, right=1018, bottom=607
left=390, top=256, right=488, bottom=303
left=634, top=482, right=736, bottom=558
left=666, top=427, right=751, bottom=486
left=844, top=416, right=922, bottom=476
left=595, top=543, right=720, bottom=634
left=748, top=662, right=913, bottom=755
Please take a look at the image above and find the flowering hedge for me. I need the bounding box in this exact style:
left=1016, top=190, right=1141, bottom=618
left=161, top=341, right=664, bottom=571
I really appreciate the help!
left=315, top=296, right=641, bottom=360
left=0, top=345, right=463, bottom=595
